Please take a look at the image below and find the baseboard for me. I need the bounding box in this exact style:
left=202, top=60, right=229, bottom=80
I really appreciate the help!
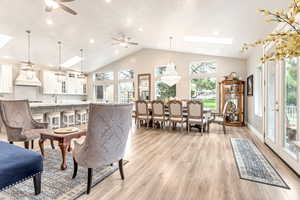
left=246, top=122, right=264, bottom=142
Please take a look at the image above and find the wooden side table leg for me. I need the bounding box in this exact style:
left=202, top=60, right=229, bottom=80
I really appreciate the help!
left=39, top=139, right=45, bottom=157
left=59, top=142, right=68, bottom=170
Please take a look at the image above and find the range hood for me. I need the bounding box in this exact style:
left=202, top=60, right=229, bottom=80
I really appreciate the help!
left=15, top=69, right=42, bottom=87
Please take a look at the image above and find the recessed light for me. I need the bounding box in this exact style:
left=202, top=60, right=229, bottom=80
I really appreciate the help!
left=184, top=36, right=233, bottom=45
left=212, top=31, right=219, bottom=36
left=0, top=34, right=12, bottom=48
left=114, top=50, right=119, bottom=55
left=126, top=18, right=132, bottom=26
left=44, top=0, right=59, bottom=9
left=89, top=38, right=95, bottom=44
left=46, top=19, right=53, bottom=25
left=105, top=0, right=111, bottom=3
left=138, top=27, right=144, bottom=32
left=62, top=56, right=82, bottom=68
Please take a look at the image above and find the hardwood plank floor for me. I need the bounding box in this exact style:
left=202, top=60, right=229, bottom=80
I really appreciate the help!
left=1, top=125, right=300, bottom=200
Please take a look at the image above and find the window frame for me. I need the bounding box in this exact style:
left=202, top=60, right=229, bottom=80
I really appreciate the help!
left=188, top=61, right=218, bottom=111
left=154, top=65, right=177, bottom=100
left=118, top=69, right=135, bottom=103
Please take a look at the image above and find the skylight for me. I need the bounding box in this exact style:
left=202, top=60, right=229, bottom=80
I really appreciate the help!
left=184, top=36, right=233, bottom=45
left=62, top=56, right=82, bottom=68
left=0, top=34, right=12, bottom=48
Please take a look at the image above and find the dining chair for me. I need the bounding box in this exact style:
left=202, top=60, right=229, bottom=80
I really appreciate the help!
left=135, top=100, right=151, bottom=128
left=72, top=103, right=133, bottom=194
left=187, top=100, right=206, bottom=134
left=0, top=100, right=54, bottom=149
left=168, top=100, right=186, bottom=132
left=151, top=100, right=167, bottom=128
left=208, top=101, right=230, bottom=134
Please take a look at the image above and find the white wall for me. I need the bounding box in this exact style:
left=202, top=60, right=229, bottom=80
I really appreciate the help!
left=245, top=47, right=263, bottom=134
left=88, top=48, right=247, bottom=105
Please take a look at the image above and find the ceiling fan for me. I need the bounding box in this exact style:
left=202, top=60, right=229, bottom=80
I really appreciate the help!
left=44, top=0, right=77, bottom=15
left=112, top=34, right=139, bottom=48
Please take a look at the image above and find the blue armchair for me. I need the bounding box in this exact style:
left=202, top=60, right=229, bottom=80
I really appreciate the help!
left=0, top=141, right=43, bottom=195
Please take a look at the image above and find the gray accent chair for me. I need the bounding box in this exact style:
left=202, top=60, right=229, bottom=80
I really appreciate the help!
left=0, top=100, right=54, bottom=149
left=72, top=103, right=133, bottom=194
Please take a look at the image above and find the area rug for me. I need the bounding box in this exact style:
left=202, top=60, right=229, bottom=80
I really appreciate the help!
left=230, top=138, right=289, bottom=189
left=0, top=149, right=128, bottom=200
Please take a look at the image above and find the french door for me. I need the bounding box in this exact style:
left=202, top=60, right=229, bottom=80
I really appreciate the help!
left=264, top=58, right=300, bottom=175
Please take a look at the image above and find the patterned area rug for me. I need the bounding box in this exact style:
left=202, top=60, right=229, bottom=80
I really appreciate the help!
left=230, top=138, right=289, bottom=189
left=0, top=149, right=127, bottom=200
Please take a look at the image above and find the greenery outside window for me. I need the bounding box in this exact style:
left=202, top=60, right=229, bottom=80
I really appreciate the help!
left=155, top=66, right=176, bottom=100
left=191, top=78, right=217, bottom=109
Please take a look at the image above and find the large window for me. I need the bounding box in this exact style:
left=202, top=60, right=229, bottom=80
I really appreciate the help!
left=190, top=78, right=217, bottom=109
left=189, top=61, right=217, bottom=110
left=95, top=84, right=114, bottom=103
left=94, top=71, right=114, bottom=103
left=118, top=69, right=134, bottom=103
left=155, top=66, right=176, bottom=100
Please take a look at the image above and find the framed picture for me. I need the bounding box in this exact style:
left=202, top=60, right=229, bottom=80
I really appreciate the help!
left=247, top=75, right=253, bottom=96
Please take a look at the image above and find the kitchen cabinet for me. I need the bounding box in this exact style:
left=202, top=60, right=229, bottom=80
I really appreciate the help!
left=0, top=64, right=13, bottom=93
left=43, top=70, right=87, bottom=95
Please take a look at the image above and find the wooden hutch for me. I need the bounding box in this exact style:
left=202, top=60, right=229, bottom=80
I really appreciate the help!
left=219, top=80, right=245, bottom=127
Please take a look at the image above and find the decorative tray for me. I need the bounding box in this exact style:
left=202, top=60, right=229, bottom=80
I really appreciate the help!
left=54, top=127, right=80, bottom=134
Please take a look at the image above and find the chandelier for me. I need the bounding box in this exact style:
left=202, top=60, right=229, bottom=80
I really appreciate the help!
left=55, top=41, right=66, bottom=80
left=160, top=36, right=181, bottom=87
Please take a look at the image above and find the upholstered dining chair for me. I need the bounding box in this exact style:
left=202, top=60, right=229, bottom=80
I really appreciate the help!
left=187, top=100, right=206, bottom=134
left=168, top=100, right=186, bottom=132
left=72, top=103, right=133, bottom=194
left=0, top=100, right=53, bottom=149
left=208, top=101, right=230, bottom=134
left=151, top=100, right=167, bottom=129
left=135, top=100, right=151, bottom=128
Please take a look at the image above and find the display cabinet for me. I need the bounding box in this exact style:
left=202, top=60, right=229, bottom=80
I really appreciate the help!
left=219, top=80, right=245, bottom=127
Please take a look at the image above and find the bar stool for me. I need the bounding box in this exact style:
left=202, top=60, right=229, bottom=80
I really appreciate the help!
left=75, top=109, right=87, bottom=125
left=63, top=110, right=75, bottom=127
left=46, top=112, right=61, bottom=129
left=32, top=113, right=44, bottom=123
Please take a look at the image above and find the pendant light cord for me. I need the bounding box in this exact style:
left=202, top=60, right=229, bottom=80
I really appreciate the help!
left=26, top=30, right=31, bottom=63
left=80, top=48, right=83, bottom=73
left=58, top=41, right=62, bottom=71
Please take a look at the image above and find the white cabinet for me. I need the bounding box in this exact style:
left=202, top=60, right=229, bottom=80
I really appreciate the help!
left=43, top=71, right=66, bottom=94
left=0, top=64, right=13, bottom=93
left=43, top=70, right=87, bottom=95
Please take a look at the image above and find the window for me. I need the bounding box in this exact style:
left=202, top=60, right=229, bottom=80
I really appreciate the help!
left=118, top=69, right=134, bottom=103
left=94, top=71, right=114, bottom=102
left=94, top=71, right=114, bottom=81
left=95, top=84, right=114, bottom=103
left=254, top=66, right=263, bottom=117
left=190, top=61, right=216, bottom=75
left=119, top=69, right=134, bottom=80
left=155, top=66, right=177, bottom=100
left=189, top=61, right=217, bottom=110
left=190, top=78, right=217, bottom=109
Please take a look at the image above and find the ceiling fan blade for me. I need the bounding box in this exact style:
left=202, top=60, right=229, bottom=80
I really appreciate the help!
left=59, top=0, right=75, bottom=2
left=45, top=5, right=53, bottom=12
left=112, top=37, right=122, bottom=42
left=128, top=42, right=139, bottom=45
left=58, top=2, right=77, bottom=15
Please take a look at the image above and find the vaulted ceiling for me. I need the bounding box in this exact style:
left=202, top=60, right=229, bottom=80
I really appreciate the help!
left=0, top=0, right=290, bottom=72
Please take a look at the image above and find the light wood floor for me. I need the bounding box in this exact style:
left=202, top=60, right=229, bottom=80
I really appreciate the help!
left=1, top=125, right=300, bottom=200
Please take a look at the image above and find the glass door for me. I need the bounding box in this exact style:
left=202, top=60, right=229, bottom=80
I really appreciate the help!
left=265, top=61, right=277, bottom=143
left=264, top=58, right=300, bottom=175
left=283, top=58, right=298, bottom=159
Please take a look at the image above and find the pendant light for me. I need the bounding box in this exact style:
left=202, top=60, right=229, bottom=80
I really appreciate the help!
left=78, top=48, right=86, bottom=79
left=55, top=41, right=66, bottom=79
left=20, top=30, right=35, bottom=71
left=160, top=36, right=181, bottom=87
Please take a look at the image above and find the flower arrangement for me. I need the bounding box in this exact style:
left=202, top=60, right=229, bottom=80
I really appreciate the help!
left=241, top=0, right=300, bottom=62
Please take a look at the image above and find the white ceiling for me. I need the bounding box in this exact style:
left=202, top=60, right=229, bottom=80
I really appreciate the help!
left=0, top=0, right=290, bottom=72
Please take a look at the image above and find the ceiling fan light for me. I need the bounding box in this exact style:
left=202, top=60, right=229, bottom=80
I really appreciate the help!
left=45, top=0, right=59, bottom=9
